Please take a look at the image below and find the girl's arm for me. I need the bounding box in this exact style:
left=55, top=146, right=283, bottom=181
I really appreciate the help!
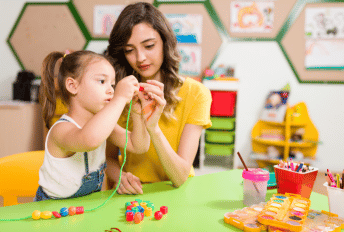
left=51, top=75, right=139, bottom=154
left=108, top=112, right=150, bottom=154
left=108, top=91, right=150, bottom=154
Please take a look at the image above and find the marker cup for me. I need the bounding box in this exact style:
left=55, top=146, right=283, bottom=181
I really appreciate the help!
left=242, top=168, right=270, bottom=206
left=323, top=182, right=344, bottom=217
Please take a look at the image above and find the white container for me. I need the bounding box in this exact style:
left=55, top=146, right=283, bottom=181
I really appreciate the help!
left=323, top=182, right=344, bottom=217
left=242, top=168, right=270, bottom=206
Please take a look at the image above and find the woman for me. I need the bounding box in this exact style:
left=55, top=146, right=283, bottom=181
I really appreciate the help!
left=105, top=2, right=212, bottom=194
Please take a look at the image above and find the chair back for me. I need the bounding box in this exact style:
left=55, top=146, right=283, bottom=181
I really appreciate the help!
left=0, top=150, right=44, bottom=206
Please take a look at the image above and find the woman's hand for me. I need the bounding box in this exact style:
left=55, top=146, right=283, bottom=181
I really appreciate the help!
left=115, top=171, right=143, bottom=195
left=139, top=80, right=166, bottom=131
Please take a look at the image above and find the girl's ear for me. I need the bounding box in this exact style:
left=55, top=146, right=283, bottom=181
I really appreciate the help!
left=65, top=77, right=79, bottom=95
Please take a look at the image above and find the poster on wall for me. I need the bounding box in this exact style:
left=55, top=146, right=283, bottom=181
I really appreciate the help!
left=230, top=1, right=274, bottom=33
left=165, top=14, right=203, bottom=44
left=93, top=5, right=125, bottom=36
left=177, top=45, right=202, bottom=76
left=304, top=7, right=344, bottom=70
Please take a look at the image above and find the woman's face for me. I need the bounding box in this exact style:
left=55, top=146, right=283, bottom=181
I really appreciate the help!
left=124, top=23, right=164, bottom=82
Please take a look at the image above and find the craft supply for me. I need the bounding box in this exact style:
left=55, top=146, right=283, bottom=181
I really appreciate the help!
left=52, top=211, right=61, bottom=218
left=296, top=162, right=303, bottom=172
left=257, top=193, right=311, bottom=232
left=160, top=206, right=168, bottom=214
left=237, top=152, right=259, bottom=193
left=242, top=168, right=270, bottom=206
left=154, top=211, right=163, bottom=220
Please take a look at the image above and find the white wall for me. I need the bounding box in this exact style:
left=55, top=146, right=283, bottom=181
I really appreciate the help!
left=1, top=1, right=344, bottom=172
left=213, top=41, right=344, bottom=173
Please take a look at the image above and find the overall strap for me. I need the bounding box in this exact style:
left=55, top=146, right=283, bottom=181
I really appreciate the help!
left=84, top=152, right=89, bottom=174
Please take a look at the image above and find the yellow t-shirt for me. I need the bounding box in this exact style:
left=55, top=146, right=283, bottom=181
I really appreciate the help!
left=117, top=77, right=212, bottom=183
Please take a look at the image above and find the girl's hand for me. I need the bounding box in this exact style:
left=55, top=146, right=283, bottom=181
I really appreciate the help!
left=139, top=80, right=166, bottom=131
left=114, top=75, right=139, bottom=104
left=116, top=171, right=143, bottom=195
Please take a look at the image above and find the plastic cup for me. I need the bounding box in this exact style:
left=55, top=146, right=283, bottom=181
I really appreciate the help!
left=323, top=182, right=344, bottom=217
left=242, top=168, right=270, bottom=206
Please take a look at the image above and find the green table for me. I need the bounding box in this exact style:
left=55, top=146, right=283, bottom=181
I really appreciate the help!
left=0, top=170, right=340, bottom=231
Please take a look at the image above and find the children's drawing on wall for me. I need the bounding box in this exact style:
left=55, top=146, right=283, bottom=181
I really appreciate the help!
left=230, top=1, right=274, bottom=33
left=165, top=14, right=203, bottom=44
left=260, top=91, right=289, bottom=123
left=305, top=40, right=344, bottom=70
left=304, top=7, right=344, bottom=70
left=177, top=45, right=201, bottom=76
left=93, top=5, right=125, bottom=36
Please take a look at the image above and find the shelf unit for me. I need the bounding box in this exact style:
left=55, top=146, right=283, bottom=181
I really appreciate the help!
left=251, top=102, right=319, bottom=168
left=199, top=79, right=239, bottom=170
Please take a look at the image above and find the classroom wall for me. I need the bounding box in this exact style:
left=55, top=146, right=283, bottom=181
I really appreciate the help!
left=1, top=0, right=344, bottom=172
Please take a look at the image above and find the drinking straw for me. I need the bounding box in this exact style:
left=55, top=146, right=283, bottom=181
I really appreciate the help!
left=237, top=152, right=260, bottom=193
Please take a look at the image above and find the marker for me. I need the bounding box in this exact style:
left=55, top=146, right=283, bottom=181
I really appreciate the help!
left=325, top=173, right=331, bottom=186
left=336, top=174, right=340, bottom=188
left=327, top=169, right=335, bottom=183
left=290, top=159, right=294, bottom=171
left=296, top=162, right=303, bottom=172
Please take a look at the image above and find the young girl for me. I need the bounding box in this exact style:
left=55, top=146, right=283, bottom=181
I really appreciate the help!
left=35, top=50, right=150, bottom=201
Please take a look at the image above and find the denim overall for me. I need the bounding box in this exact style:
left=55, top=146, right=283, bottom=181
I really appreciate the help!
left=34, top=118, right=106, bottom=201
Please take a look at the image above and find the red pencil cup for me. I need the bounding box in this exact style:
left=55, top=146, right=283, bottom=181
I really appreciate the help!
left=274, top=165, right=318, bottom=198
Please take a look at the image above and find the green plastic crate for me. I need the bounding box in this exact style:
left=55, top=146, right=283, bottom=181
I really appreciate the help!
left=204, top=143, right=234, bottom=156
left=209, top=117, right=235, bottom=131
left=205, top=130, right=235, bottom=144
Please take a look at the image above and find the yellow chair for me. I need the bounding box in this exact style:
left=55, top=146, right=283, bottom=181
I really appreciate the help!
left=0, top=150, right=44, bottom=207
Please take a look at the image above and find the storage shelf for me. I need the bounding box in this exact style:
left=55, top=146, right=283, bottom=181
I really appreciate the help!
left=252, top=137, right=286, bottom=147
left=251, top=102, right=319, bottom=167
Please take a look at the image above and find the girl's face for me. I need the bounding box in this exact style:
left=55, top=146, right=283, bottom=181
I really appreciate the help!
left=124, top=23, right=164, bottom=82
left=76, top=59, right=116, bottom=114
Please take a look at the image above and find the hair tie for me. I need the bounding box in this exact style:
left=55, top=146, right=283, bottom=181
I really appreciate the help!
left=63, top=54, right=67, bottom=58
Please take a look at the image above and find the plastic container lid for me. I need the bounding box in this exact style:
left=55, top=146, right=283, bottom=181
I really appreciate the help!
left=242, top=168, right=270, bottom=182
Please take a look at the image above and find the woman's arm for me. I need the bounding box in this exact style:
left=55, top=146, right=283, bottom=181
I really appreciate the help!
left=105, top=143, right=143, bottom=194
left=149, top=124, right=203, bottom=187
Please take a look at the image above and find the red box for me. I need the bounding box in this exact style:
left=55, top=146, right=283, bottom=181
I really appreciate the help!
left=210, top=91, right=236, bottom=117
left=274, top=165, right=318, bottom=198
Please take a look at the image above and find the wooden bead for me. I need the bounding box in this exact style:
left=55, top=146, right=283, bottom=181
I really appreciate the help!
left=32, top=210, right=41, bottom=220
left=134, top=212, right=142, bottom=224
left=76, top=206, right=84, bottom=214
left=160, top=206, right=168, bottom=214
left=154, top=211, right=163, bottom=220
left=40, top=211, right=52, bottom=219
left=52, top=211, right=61, bottom=218
left=68, top=206, right=76, bottom=216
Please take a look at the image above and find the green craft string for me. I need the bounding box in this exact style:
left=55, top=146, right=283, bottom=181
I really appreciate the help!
left=0, top=100, right=133, bottom=221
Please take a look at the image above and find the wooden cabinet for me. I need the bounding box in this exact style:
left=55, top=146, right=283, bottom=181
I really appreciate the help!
left=199, top=80, right=238, bottom=169
left=250, top=102, right=319, bottom=168
left=0, top=101, right=43, bottom=158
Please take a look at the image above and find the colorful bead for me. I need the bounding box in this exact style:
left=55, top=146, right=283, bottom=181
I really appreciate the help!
left=154, top=211, right=163, bottom=220
left=131, top=201, right=138, bottom=205
left=140, top=202, right=147, bottom=209
left=132, top=202, right=139, bottom=207
left=68, top=206, right=76, bottom=216
left=60, top=207, right=68, bottom=217
left=144, top=207, right=152, bottom=217
left=125, top=210, right=132, bottom=216
left=126, top=212, right=134, bottom=221
left=127, top=205, right=134, bottom=211
left=32, top=210, right=41, bottom=220
left=40, top=211, right=52, bottom=219
left=125, top=202, right=132, bottom=208
left=135, top=199, right=142, bottom=204
left=160, top=206, right=168, bottom=214
left=134, top=212, right=142, bottom=224
left=52, top=211, right=61, bottom=218
left=141, top=212, right=144, bottom=220
left=137, top=206, right=144, bottom=213
left=131, top=207, right=139, bottom=214
left=76, top=206, right=84, bottom=214
left=147, top=203, right=154, bottom=211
